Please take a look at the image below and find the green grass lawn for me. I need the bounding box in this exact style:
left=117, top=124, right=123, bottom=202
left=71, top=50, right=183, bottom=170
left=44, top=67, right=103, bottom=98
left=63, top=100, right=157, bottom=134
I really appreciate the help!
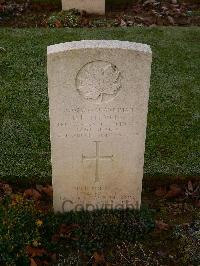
left=0, top=27, right=199, bottom=183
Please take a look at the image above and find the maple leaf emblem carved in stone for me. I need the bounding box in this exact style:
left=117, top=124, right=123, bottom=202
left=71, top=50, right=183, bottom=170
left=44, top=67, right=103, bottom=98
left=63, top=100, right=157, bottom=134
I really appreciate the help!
left=76, top=61, right=121, bottom=104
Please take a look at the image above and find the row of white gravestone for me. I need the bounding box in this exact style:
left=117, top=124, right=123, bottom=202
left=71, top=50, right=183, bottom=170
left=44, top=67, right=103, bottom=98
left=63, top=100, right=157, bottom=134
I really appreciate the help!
left=62, top=0, right=105, bottom=14
left=47, top=40, right=152, bottom=212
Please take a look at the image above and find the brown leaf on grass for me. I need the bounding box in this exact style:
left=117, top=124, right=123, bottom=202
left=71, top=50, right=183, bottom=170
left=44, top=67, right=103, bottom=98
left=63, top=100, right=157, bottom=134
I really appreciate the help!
left=36, top=185, right=53, bottom=198
left=3, top=184, right=12, bottom=195
left=51, top=233, right=60, bottom=243
left=143, top=0, right=156, bottom=7
left=120, top=19, right=127, bottom=27
left=52, top=224, right=80, bottom=242
left=42, top=185, right=53, bottom=198
left=26, top=246, right=47, bottom=257
left=30, top=258, right=37, bottom=266
left=59, top=223, right=79, bottom=238
left=0, top=183, right=12, bottom=200
left=155, top=187, right=167, bottom=197
left=81, top=17, right=90, bottom=26
left=187, top=180, right=193, bottom=192
left=24, top=189, right=41, bottom=201
left=55, top=19, right=62, bottom=28
left=195, top=200, right=200, bottom=208
left=155, top=220, right=169, bottom=232
left=31, top=257, right=49, bottom=266
left=93, top=251, right=106, bottom=265
left=50, top=253, right=57, bottom=264
left=167, top=15, right=175, bottom=25
left=35, top=185, right=43, bottom=192
left=165, top=184, right=182, bottom=198
left=28, top=248, right=57, bottom=265
left=185, top=180, right=200, bottom=198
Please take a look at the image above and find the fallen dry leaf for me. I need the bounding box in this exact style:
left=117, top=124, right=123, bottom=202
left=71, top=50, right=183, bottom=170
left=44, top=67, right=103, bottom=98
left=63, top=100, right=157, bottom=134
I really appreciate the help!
left=120, top=19, right=127, bottom=27
left=93, top=251, right=106, bottom=265
left=24, top=189, right=41, bottom=201
left=51, top=233, right=60, bottom=243
left=0, top=183, right=12, bottom=200
left=42, top=185, right=53, bottom=198
left=3, top=184, right=12, bottom=195
left=187, top=180, right=194, bottom=192
left=31, top=257, right=49, bottom=266
left=167, top=15, right=175, bottom=25
left=35, top=185, right=43, bottom=192
left=185, top=180, right=200, bottom=198
left=55, top=19, right=62, bottom=28
left=195, top=200, right=200, bottom=208
left=26, top=246, right=47, bottom=258
left=28, top=248, right=54, bottom=265
left=50, top=253, right=57, bottom=264
left=165, top=184, right=182, bottom=198
left=36, top=185, right=53, bottom=198
left=155, top=186, right=167, bottom=197
left=59, top=223, right=79, bottom=237
left=30, top=258, right=37, bottom=266
left=155, top=220, right=169, bottom=232
left=52, top=224, right=80, bottom=242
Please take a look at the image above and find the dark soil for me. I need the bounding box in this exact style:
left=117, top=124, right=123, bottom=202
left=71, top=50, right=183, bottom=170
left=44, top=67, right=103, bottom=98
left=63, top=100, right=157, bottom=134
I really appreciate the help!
left=0, top=0, right=199, bottom=27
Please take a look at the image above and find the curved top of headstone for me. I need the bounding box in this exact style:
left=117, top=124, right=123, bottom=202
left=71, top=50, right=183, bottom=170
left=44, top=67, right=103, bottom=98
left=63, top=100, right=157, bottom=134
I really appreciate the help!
left=47, top=40, right=152, bottom=55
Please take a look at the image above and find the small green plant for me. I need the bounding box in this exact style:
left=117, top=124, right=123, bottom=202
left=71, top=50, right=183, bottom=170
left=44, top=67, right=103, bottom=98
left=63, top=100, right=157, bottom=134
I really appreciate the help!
left=47, top=9, right=81, bottom=28
left=187, top=10, right=200, bottom=17
left=47, top=14, right=61, bottom=28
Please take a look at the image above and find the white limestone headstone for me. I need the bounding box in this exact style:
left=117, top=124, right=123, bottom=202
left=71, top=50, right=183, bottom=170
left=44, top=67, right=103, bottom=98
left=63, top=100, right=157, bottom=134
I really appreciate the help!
left=62, top=0, right=105, bottom=15
left=47, top=40, right=152, bottom=212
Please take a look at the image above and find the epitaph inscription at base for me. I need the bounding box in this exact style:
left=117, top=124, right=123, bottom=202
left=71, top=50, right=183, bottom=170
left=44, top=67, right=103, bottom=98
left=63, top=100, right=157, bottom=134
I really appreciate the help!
left=47, top=40, right=152, bottom=212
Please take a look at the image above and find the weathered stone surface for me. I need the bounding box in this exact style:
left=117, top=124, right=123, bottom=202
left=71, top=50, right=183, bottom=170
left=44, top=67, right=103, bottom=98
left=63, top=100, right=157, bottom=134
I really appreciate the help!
left=62, top=0, right=105, bottom=14
left=47, top=40, right=152, bottom=212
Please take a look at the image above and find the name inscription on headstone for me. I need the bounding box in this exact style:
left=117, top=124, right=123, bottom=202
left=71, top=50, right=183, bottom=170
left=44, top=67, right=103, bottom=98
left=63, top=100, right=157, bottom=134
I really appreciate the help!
left=57, top=107, right=136, bottom=139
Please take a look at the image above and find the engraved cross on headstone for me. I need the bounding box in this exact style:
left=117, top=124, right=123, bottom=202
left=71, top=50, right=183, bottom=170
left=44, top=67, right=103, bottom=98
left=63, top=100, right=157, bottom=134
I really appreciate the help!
left=82, top=141, right=113, bottom=182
